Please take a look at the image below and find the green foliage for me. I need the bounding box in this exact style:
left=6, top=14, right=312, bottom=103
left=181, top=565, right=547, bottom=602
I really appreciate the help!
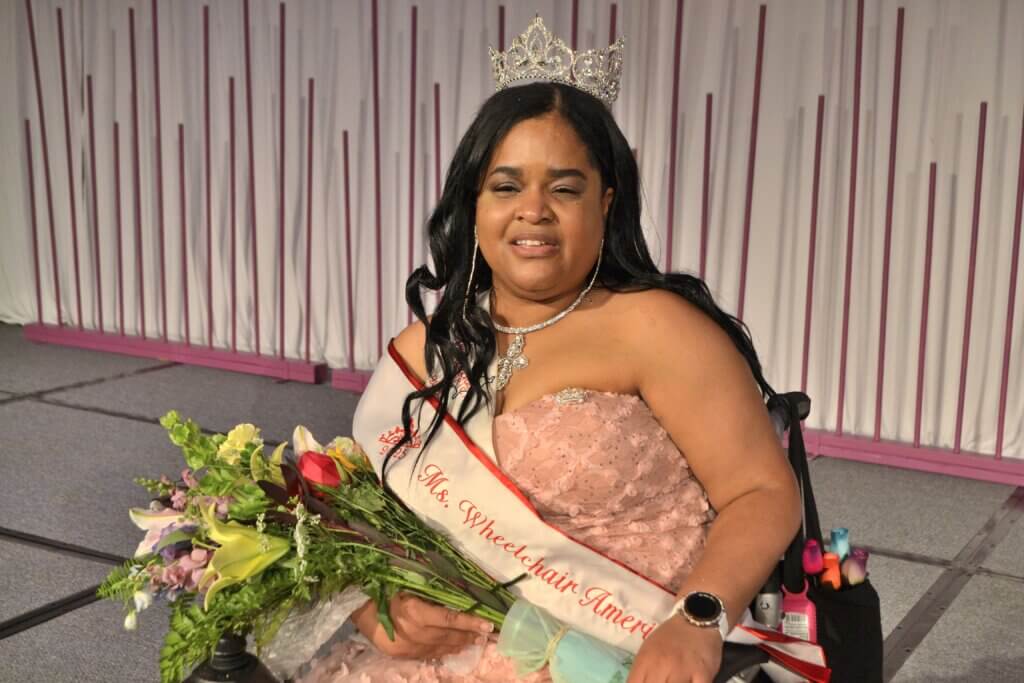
left=160, top=410, right=218, bottom=470
left=347, top=480, right=387, bottom=513
left=159, top=571, right=297, bottom=683
left=97, top=561, right=147, bottom=605
left=154, top=530, right=193, bottom=552
left=157, top=413, right=270, bottom=516
left=194, top=467, right=234, bottom=496
left=365, top=578, right=398, bottom=641
left=110, top=415, right=516, bottom=682
left=227, top=481, right=270, bottom=520
left=135, top=476, right=176, bottom=497
left=253, top=597, right=297, bottom=648
left=160, top=601, right=212, bottom=683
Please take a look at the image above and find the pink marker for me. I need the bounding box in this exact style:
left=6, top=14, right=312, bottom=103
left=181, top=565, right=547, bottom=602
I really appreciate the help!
left=802, top=539, right=824, bottom=575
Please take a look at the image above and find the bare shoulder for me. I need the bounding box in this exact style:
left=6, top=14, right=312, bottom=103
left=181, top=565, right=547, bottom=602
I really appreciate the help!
left=604, top=287, right=734, bottom=357
left=391, top=320, right=429, bottom=382
left=595, top=287, right=754, bottom=398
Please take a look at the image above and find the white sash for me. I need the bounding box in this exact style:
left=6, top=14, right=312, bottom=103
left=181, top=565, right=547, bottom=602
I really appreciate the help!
left=353, top=343, right=830, bottom=681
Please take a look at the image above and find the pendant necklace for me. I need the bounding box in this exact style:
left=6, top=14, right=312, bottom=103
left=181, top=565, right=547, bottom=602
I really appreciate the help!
left=491, top=254, right=602, bottom=391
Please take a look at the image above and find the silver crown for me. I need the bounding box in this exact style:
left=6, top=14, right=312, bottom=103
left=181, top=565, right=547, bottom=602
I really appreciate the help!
left=489, top=16, right=624, bottom=106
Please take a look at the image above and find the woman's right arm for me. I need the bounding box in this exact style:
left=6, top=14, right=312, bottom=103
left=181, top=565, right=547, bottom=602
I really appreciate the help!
left=354, top=323, right=492, bottom=659
left=351, top=593, right=493, bottom=659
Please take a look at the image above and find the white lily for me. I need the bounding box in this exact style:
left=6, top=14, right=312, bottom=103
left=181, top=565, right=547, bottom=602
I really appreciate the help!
left=128, top=507, right=186, bottom=558
left=292, top=425, right=324, bottom=455
left=124, top=611, right=138, bottom=631
left=133, top=590, right=153, bottom=612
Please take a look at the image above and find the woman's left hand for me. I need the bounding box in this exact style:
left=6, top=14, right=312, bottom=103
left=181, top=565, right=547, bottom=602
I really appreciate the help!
left=626, top=615, right=723, bottom=683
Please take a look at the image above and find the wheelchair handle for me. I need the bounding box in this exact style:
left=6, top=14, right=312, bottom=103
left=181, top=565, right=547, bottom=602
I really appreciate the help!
left=767, top=392, right=811, bottom=438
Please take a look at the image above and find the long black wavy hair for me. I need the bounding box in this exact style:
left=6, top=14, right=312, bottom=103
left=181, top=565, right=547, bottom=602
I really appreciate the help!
left=384, top=82, right=774, bottom=475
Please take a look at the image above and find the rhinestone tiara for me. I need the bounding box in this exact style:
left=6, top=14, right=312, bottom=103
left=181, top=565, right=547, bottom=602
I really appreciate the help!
left=489, top=16, right=624, bottom=106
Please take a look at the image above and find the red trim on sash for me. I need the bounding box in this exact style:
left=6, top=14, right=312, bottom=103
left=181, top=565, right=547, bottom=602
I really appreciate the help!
left=739, top=625, right=831, bottom=682
left=739, top=623, right=826, bottom=649
left=386, top=341, right=676, bottom=596
left=386, top=342, right=540, bottom=515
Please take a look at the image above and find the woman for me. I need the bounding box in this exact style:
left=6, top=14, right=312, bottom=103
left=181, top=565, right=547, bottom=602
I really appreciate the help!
left=303, top=64, right=801, bottom=683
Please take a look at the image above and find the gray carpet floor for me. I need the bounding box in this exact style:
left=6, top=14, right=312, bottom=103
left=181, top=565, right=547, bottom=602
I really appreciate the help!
left=1, top=322, right=1021, bottom=682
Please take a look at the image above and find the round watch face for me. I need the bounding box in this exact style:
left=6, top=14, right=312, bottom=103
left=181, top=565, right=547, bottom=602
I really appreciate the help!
left=684, top=592, right=722, bottom=621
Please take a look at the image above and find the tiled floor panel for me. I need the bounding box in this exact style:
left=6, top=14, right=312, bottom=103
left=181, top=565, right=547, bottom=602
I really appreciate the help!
left=0, top=325, right=169, bottom=394
left=0, top=401, right=179, bottom=558
left=47, top=363, right=360, bottom=445
left=0, top=540, right=114, bottom=624
left=893, top=575, right=1024, bottom=681
left=809, top=457, right=1014, bottom=560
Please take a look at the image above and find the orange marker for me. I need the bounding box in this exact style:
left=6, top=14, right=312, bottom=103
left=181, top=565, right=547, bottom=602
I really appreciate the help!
left=821, top=552, right=841, bottom=590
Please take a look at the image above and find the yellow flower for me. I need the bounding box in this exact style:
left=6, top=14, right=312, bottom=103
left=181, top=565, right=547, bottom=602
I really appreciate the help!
left=346, top=442, right=374, bottom=473
left=250, top=441, right=287, bottom=487
left=217, top=423, right=262, bottom=465
left=326, top=436, right=373, bottom=473
left=326, top=441, right=359, bottom=473
left=198, top=505, right=289, bottom=610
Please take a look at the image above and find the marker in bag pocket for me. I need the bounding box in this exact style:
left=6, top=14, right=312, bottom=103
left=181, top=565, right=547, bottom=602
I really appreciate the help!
left=830, top=527, right=850, bottom=561
left=821, top=552, right=842, bottom=590
left=802, top=538, right=824, bottom=575
left=842, top=548, right=869, bottom=586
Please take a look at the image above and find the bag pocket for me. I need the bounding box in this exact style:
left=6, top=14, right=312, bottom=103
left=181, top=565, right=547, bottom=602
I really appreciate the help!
left=809, top=580, right=883, bottom=683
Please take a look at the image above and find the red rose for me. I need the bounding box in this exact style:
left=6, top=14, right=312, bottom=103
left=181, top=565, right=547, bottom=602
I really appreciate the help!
left=297, top=451, right=341, bottom=489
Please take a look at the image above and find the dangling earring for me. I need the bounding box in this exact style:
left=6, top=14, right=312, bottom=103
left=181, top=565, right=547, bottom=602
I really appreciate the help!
left=462, top=227, right=480, bottom=323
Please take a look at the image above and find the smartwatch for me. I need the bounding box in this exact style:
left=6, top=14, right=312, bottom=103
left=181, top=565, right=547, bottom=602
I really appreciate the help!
left=673, top=591, right=730, bottom=640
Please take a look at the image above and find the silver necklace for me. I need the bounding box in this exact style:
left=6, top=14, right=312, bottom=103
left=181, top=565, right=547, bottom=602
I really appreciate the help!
left=492, top=251, right=602, bottom=390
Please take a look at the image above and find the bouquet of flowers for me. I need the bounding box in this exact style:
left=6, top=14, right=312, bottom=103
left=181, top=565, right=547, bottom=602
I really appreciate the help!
left=100, top=412, right=829, bottom=683
left=98, top=412, right=529, bottom=682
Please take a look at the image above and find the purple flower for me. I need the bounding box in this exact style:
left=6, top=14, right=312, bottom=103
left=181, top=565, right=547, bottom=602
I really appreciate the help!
left=155, top=548, right=210, bottom=592
left=181, top=468, right=199, bottom=489
left=161, top=563, right=189, bottom=588
left=178, top=548, right=210, bottom=590
left=170, top=488, right=188, bottom=511
left=145, top=565, right=163, bottom=591
left=197, top=495, right=232, bottom=517
left=154, top=523, right=198, bottom=561
left=160, top=544, right=181, bottom=563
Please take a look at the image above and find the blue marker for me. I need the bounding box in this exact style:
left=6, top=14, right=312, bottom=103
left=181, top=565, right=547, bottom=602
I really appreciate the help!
left=830, top=527, right=850, bottom=561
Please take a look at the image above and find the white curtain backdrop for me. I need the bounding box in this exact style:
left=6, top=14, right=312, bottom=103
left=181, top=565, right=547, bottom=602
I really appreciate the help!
left=1, top=0, right=1022, bottom=459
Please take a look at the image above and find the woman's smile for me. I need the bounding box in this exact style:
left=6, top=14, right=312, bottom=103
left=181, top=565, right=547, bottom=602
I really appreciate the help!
left=508, top=231, right=560, bottom=258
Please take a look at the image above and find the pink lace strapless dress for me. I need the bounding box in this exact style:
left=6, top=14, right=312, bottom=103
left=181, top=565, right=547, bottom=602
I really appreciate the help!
left=299, top=390, right=713, bottom=683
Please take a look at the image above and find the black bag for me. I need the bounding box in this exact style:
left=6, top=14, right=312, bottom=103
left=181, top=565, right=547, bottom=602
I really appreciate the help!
left=771, top=393, right=883, bottom=683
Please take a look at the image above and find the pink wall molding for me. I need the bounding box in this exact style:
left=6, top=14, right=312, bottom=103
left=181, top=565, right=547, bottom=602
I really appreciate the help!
left=805, top=429, right=1024, bottom=487
left=24, top=324, right=328, bottom=384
